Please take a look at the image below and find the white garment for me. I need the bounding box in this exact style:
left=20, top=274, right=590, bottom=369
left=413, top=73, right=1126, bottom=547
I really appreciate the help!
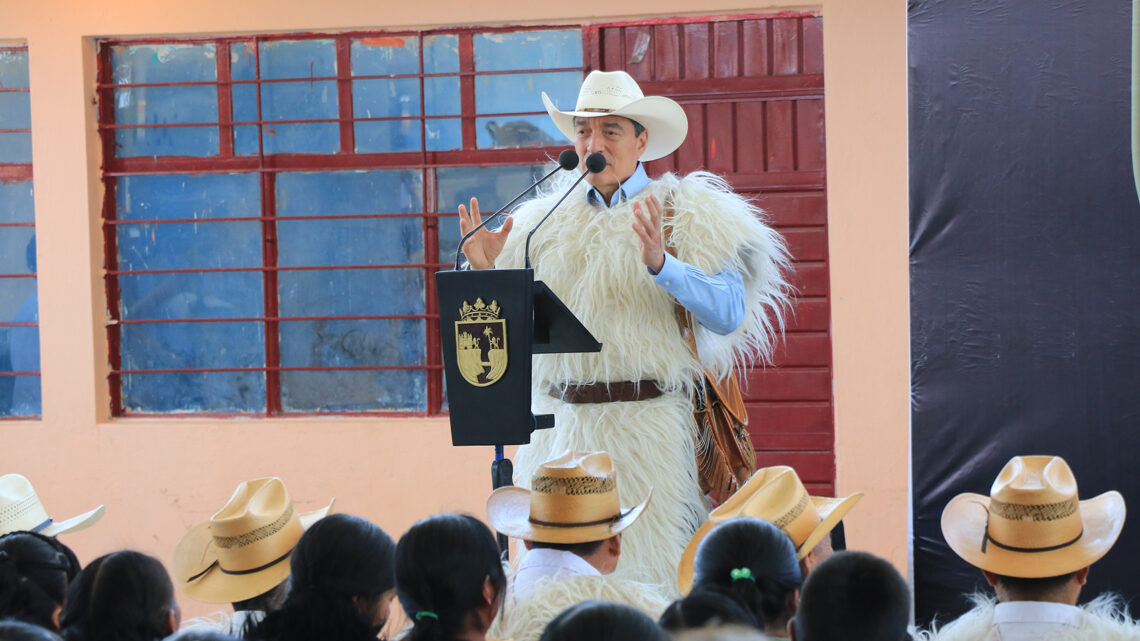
left=229, top=610, right=266, bottom=638
left=989, top=601, right=1083, bottom=640
left=918, top=594, right=1140, bottom=641
left=512, top=548, right=601, bottom=602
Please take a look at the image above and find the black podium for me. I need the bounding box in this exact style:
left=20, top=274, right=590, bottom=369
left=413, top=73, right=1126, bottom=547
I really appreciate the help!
left=436, top=267, right=600, bottom=547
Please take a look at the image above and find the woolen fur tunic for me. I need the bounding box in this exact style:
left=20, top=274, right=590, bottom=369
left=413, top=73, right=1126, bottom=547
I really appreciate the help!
left=496, top=170, right=791, bottom=592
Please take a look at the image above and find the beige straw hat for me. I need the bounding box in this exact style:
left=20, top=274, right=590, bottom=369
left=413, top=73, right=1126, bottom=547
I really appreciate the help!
left=173, top=477, right=334, bottom=603
left=941, top=455, right=1125, bottom=578
left=0, top=473, right=105, bottom=537
left=486, top=451, right=651, bottom=545
left=542, top=70, right=688, bottom=162
left=678, top=465, right=862, bottom=593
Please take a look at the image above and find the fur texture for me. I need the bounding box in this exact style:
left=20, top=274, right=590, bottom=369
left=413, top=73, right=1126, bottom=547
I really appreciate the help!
left=489, top=573, right=671, bottom=641
left=917, top=594, right=1140, bottom=641
left=496, top=171, right=792, bottom=591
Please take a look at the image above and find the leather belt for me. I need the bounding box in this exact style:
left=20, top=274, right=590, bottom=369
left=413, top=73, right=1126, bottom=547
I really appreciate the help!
left=549, top=381, right=663, bottom=404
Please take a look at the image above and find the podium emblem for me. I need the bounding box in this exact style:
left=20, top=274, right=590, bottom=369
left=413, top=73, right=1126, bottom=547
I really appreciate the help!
left=455, top=298, right=508, bottom=387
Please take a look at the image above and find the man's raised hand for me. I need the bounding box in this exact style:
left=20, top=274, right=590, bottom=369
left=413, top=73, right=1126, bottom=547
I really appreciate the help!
left=458, top=197, right=514, bottom=270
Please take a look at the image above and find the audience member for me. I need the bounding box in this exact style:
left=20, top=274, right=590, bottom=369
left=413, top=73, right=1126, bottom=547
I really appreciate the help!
left=790, top=551, right=910, bottom=641
left=0, top=531, right=80, bottom=631
left=0, top=621, right=63, bottom=641
left=690, top=517, right=802, bottom=638
left=537, top=601, right=667, bottom=641
left=395, top=513, right=505, bottom=641
left=660, top=586, right=761, bottom=632
left=246, top=513, right=395, bottom=641
left=173, top=477, right=333, bottom=637
left=165, top=631, right=241, bottom=641
left=0, top=474, right=104, bottom=537
left=924, top=455, right=1139, bottom=641
left=679, top=466, right=860, bottom=593
left=59, top=550, right=180, bottom=641
left=672, top=627, right=767, bottom=641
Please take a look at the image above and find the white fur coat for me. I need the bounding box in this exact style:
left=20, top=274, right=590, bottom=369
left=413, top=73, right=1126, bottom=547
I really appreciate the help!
left=496, top=170, right=792, bottom=592
left=917, top=594, right=1140, bottom=641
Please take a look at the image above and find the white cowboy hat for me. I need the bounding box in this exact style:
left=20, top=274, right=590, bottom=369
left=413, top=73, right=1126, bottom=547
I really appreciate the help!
left=0, top=473, right=105, bottom=537
left=678, top=465, right=862, bottom=593
left=486, top=451, right=651, bottom=545
left=173, top=477, right=334, bottom=603
left=542, top=70, right=688, bottom=162
left=941, top=455, right=1125, bottom=578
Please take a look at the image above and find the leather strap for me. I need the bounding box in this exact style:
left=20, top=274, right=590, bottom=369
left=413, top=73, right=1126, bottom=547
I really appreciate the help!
left=549, top=381, right=663, bottom=403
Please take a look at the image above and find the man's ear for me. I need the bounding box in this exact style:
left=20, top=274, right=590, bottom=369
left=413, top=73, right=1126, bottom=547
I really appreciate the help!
left=607, top=534, right=622, bottom=557
left=165, top=608, right=180, bottom=636
left=523, top=540, right=533, bottom=551
left=1075, top=566, right=1090, bottom=586
left=50, top=605, right=62, bottom=631
left=635, top=128, right=648, bottom=156
left=982, top=570, right=999, bottom=588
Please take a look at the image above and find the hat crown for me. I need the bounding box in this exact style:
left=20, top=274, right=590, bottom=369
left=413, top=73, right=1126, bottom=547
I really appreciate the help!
left=987, top=456, right=1083, bottom=549
left=709, top=467, right=820, bottom=549
left=0, top=473, right=52, bottom=535
left=208, top=477, right=303, bottom=572
left=573, top=70, right=646, bottom=114
left=529, top=451, right=621, bottom=525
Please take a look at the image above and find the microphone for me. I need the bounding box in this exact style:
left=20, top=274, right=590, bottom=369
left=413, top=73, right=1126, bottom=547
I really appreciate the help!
left=523, top=153, right=607, bottom=269
left=454, top=149, right=579, bottom=270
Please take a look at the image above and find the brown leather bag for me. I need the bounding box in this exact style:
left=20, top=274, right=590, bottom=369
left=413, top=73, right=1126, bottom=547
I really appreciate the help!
left=662, top=208, right=757, bottom=503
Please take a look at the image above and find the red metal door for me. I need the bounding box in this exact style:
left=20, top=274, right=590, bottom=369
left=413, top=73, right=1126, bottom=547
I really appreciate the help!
left=590, top=13, right=834, bottom=495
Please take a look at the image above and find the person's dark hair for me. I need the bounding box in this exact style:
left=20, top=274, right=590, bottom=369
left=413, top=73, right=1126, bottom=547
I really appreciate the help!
left=659, top=585, right=761, bottom=632
left=993, top=572, right=1078, bottom=599
left=248, top=514, right=395, bottom=641
left=0, top=531, right=80, bottom=630
left=396, top=513, right=506, bottom=641
left=692, top=517, right=802, bottom=631
left=59, top=550, right=176, bottom=641
left=539, top=601, right=666, bottom=641
left=793, top=551, right=910, bottom=641
left=628, top=118, right=646, bottom=137
left=0, top=620, right=64, bottom=641
left=528, top=539, right=605, bottom=557
left=230, top=582, right=288, bottom=637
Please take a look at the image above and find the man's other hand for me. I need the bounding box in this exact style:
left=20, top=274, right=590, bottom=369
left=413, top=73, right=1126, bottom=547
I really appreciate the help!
left=458, top=197, right=514, bottom=270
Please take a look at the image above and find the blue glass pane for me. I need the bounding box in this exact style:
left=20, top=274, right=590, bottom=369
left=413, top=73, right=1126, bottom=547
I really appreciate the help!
left=121, top=372, right=265, bottom=414
left=426, top=118, right=461, bottom=152
left=278, top=268, right=424, bottom=317
left=259, top=40, right=336, bottom=80
left=114, top=127, right=218, bottom=158
left=0, top=278, right=36, bottom=324
left=278, top=218, right=422, bottom=267
left=111, top=44, right=217, bottom=84
left=425, top=35, right=459, bottom=74
left=477, top=116, right=564, bottom=149
left=231, top=84, right=258, bottom=124
left=351, top=37, right=419, bottom=76
left=0, top=92, right=31, bottom=128
left=354, top=121, right=420, bottom=153
left=230, top=42, right=257, bottom=81
left=281, top=370, right=426, bottom=412
left=121, top=321, right=264, bottom=369
left=0, top=50, right=30, bottom=89
left=117, top=173, right=260, bottom=221
left=0, top=376, right=41, bottom=418
left=476, top=70, right=581, bottom=115
left=0, top=181, right=34, bottom=224
left=0, top=227, right=35, bottom=275
left=276, top=169, right=423, bottom=216
left=117, top=221, right=262, bottom=272
left=113, top=85, right=219, bottom=157
left=0, top=132, right=32, bottom=163
left=118, top=272, right=263, bottom=321
left=436, top=164, right=545, bottom=264
left=234, top=125, right=259, bottom=155
left=353, top=78, right=420, bottom=118
left=258, top=124, right=339, bottom=154
left=258, top=81, right=339, bottom=154
left=473, top=29, right=582, bottom=71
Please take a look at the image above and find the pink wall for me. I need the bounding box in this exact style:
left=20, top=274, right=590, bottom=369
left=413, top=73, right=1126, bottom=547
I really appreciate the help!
left=1, top=0, right=910, bottom=619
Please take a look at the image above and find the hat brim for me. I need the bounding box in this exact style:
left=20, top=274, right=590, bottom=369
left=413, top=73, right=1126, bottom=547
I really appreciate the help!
left=542, top=92, right=689, bottom=162
left=39, top=505, right=105, bottom=537
left=676, top=493, right=863, bottom=594
left=173, top=498, right=334, bottom=604
left=941, top=491, right=1125, bottom=578
left=486, top=486, right=651, bottom=545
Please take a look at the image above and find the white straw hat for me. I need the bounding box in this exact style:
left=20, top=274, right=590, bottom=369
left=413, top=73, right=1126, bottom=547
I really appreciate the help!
left=0, top=473, right=105, bottom=537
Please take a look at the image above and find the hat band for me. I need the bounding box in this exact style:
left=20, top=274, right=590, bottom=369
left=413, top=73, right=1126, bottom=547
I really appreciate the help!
left=529, top=507, right=632, bottom=529
left=982, top=527, right=1084, bottom=554
left=183, top=549, right=292, bottom=583
left=990, top=496, right=1078, bottom=522
left=580, top=108, right=614, bottom=114
left=772, top=493, right=811, bottom=531
left=532, top=474, right=616, bottom=496
left=30, top=518, right=52, bottom=533
left=212, top=505, right=295, bottom=550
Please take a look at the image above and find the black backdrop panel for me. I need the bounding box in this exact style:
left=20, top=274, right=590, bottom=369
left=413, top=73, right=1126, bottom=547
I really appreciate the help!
left=909, top=0, right=1140, bottom=625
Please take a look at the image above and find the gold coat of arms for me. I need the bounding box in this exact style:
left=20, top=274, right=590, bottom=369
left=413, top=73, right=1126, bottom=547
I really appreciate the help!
left=455, top=298, right=508, bottom=387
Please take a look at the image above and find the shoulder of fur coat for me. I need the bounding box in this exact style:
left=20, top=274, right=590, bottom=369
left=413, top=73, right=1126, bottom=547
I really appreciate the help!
left=488, top=573, right=671, bottom=641
left=916, top=593, right=1140, bottom=641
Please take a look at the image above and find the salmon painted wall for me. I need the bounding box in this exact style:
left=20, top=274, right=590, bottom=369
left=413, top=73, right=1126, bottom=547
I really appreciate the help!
left=0, top=0, right=908, bottom=618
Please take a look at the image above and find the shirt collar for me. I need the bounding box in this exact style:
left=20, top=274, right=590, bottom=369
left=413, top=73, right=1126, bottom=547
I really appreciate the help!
left=993, top=601, right=1084, bottom=628
left=587, top=162, right=651, bottom=208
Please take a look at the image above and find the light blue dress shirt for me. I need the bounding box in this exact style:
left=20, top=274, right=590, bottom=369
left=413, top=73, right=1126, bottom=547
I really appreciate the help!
left=587, top=163, right=746, bottom=335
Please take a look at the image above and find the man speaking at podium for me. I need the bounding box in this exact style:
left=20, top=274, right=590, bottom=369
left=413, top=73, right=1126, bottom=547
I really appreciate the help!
left=458, top=70, right=791, bottom=591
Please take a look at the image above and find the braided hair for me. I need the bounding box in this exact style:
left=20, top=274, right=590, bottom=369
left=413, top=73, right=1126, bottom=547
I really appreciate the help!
left=0, top=531, right=80, bottom=630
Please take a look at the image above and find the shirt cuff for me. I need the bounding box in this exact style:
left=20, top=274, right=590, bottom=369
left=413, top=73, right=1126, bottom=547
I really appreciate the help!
left=651, top=252, right=685, bottom=286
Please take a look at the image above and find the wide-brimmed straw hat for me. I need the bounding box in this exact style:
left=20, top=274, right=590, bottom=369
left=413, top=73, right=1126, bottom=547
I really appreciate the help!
left=542, top=70, right=688, bottom=162
left=941, top=455, right=1125, bottom=578
left=173, top=477, right=334, bottom=603
left=0, top=473, right=105, bottom=537
left=678, top=466, right=862, bottom=593
left=486, top=451, right=651, bottom=545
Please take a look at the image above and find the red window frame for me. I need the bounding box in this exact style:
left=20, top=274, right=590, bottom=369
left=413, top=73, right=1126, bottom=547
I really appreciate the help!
left=97, top=28, right=589, bottom=417
left=0, top=43, right=38, bottom=420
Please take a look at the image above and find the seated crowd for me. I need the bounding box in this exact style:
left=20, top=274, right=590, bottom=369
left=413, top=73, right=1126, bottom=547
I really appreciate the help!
left=0, top=452, right=1135, bottom=641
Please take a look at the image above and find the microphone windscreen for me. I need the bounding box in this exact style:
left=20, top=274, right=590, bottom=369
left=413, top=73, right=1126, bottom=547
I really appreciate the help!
left=585, top=152, right=607, bottom=173
left=557, top=149, right=579, bottom=170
